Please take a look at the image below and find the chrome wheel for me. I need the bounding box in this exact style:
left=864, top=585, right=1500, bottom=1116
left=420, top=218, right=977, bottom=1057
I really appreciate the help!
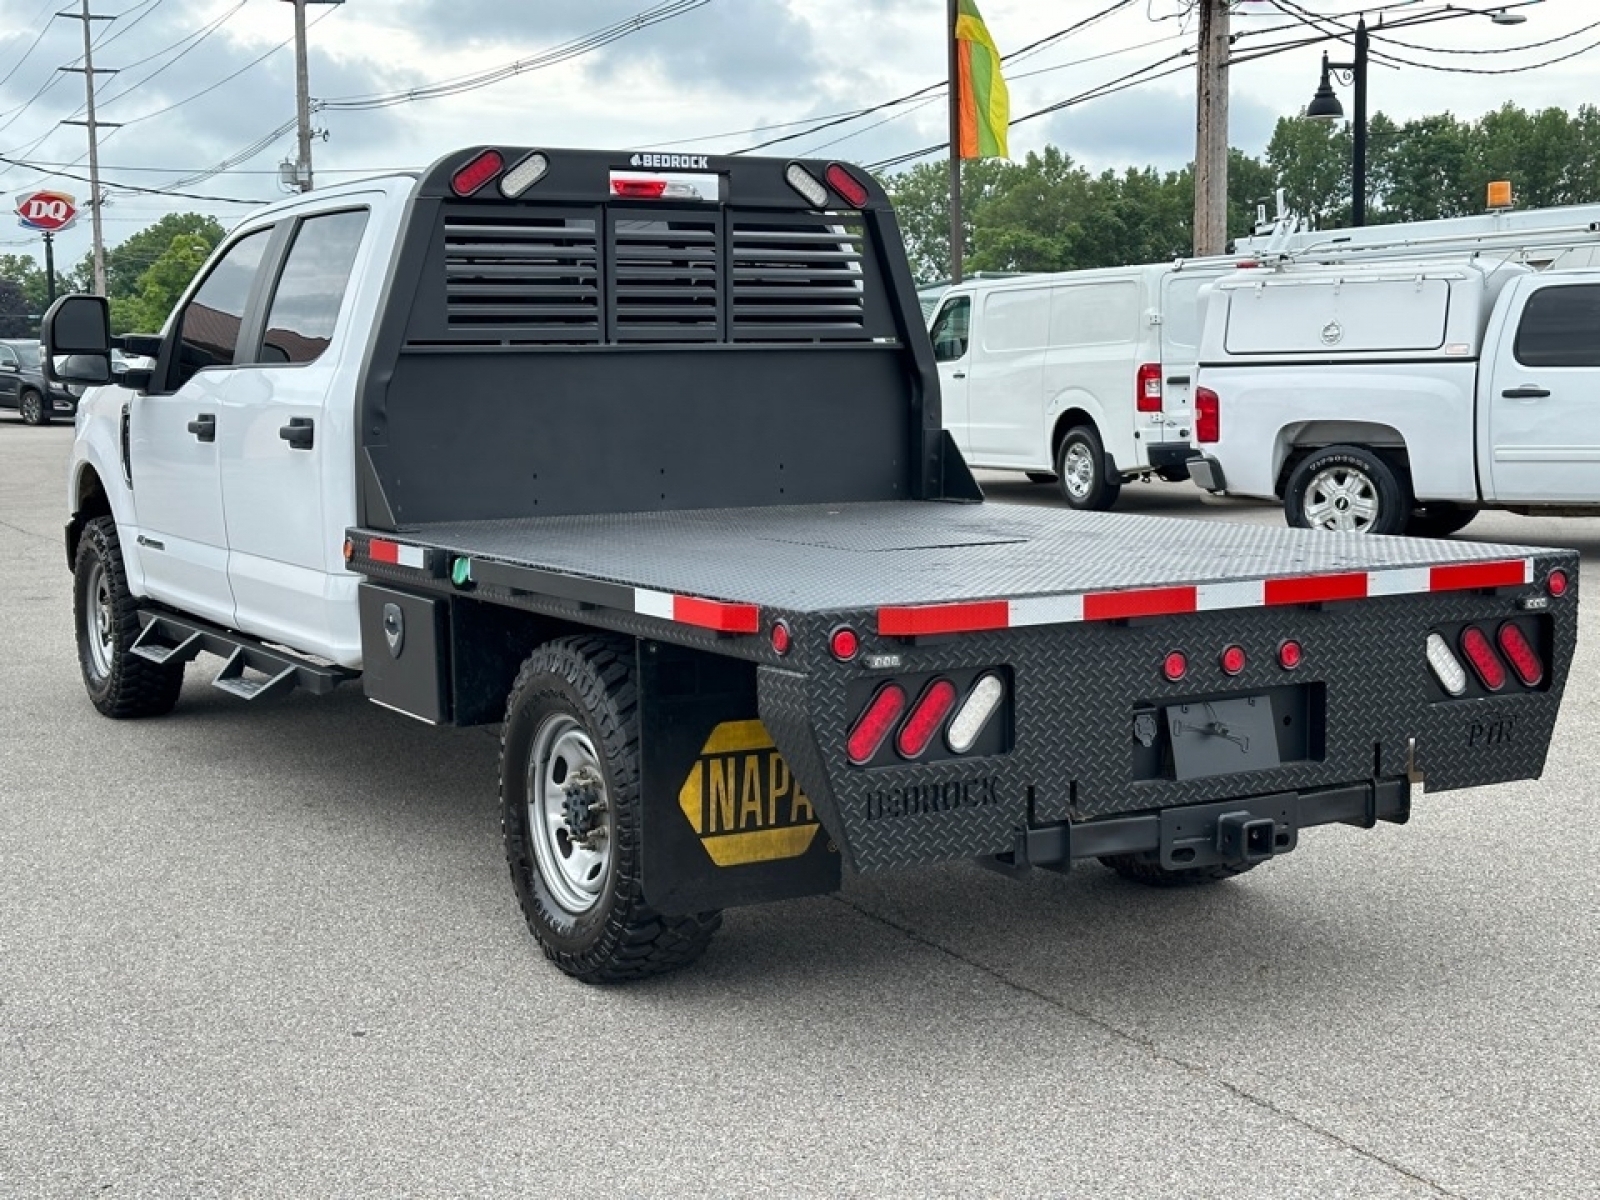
left=83, top=558, right=114, bottom=680
left=1060, top=442, right=1096, bottom=501
left=527, top=714, right=612, bottom=915
left=1301, top=465, right=1380, bottom=532
left=19, top=391, right=41, bottom=424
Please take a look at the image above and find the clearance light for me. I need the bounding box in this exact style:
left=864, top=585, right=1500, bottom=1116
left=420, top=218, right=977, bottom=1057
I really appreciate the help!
left=847, top=684, right=906, bottom=765
left=1278, top=640, right=1304, bottom=670
left=1426, top=632, right=1468, bottom=696
left=1496, top=623, right=1543, bottom=687
left=1459, top=626, right=1506, bottom=691
left=1136, top=362, right=1163, bottom=413
left=450, top=557, right=473, bottom=587
left=784, top=162, right=828, bottom=207
left=341, top=538, right=353, bottom=563
left=1548, top=570, right=1569, bottom=598
left=451, top=149, right=504, bottom=197
left=499, top=152, right=549, bottom=197
left=1162, top=651, right=1188, bottom=682
left=770, top=620, right=792, bottom=656
left=611, top=176, right=668, bottom=199
left=896, top=679, right=959, bottom=759
left=825, top=163, right=870, bottom=208
left=829, top=626, right=860, bottom=662
left=1221, top=644, right=1247, bottom=676
left=946, top=674, right=1004, bottom=754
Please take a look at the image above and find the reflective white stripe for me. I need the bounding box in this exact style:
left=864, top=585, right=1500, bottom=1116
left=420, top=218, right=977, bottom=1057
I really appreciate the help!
left=1009, top=594, right=1083, bottom=627
left=1196, top=579, right=1265, bottom=611
left=634, top=589, right=675, bottom=620
left=1368, top=567, right=1433, bottom=597
left=396, top=544, right=426, bottom=570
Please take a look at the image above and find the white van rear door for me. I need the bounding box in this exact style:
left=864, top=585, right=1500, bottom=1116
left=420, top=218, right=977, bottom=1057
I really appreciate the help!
left=930, top=294, right=973, bottom=453
left=1159, top=273, right=1211, bottom=441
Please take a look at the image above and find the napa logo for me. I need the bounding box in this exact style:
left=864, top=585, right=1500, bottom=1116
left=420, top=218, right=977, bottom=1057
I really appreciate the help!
left=629, top=153, right=709, bottom=170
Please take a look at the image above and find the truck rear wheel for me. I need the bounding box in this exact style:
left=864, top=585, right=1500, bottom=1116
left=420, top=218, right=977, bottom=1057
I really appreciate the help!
left=1284, top=445, right=1409, bottom=535
left=500, top=635, right=721, bottom=983
left=73, top=516, right=184, bottom=717
left=1056, top=425, right=1121, bottom=511
left=1098, top=853, right=1257, bottom=887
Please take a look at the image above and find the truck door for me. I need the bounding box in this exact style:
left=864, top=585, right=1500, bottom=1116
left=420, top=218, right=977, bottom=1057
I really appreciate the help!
left=129, top=228, right=274, bottom=625
left=930, top=294, right=972, bottom=454
left=968, top=287, right=1048, bottom=465
left=220, top=208, right=371, bottom=659
left=1485, top=278, right=1600, bottom=503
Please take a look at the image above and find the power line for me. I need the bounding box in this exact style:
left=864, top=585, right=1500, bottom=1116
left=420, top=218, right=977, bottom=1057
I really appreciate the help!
left=0, top=151, right=258, bottom=202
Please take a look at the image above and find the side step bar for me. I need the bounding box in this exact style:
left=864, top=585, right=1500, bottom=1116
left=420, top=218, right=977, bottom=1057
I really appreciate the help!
left=131, top=611, right=355, bottom=700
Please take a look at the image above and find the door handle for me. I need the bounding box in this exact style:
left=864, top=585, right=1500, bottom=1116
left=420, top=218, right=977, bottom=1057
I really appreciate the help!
left=279, top=416, right=314, bottom=450
left=1502, top=386, right=1551, bottom=399
left=951, top=371, right=966, bottom=379
left=186, top=414, right=216, bottom=442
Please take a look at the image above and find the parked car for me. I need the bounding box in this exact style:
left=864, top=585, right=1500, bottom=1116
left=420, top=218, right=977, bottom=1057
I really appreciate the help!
left=0, top=338, right=77, bottom=424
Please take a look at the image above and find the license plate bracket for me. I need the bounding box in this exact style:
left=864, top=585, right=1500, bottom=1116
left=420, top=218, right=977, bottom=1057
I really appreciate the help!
left=1165, top=695, right=1281, bottom=781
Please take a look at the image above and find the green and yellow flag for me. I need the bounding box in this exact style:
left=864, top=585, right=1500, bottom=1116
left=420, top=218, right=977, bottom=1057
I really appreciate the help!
left=954, top=0, right=1010, bottom=159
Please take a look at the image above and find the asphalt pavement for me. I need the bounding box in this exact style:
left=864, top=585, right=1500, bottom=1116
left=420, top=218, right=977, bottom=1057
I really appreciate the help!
left=2, top=422, right=1597, bottom=1199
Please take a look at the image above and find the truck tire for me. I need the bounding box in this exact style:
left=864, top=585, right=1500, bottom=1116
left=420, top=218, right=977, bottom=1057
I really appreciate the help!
left=1407, top=503, right=1477, bottom=539
left=1098, top=853, right=1257, bottom=887
left=501, top=635, right=721, bottom=983
left=1284, top=445, right=1409, bottom=535
left=1056, top=425, right=1121, bottom=511
left=73, top=516, right=184, bottom=718
left=19, top=388, right=48, bottom=426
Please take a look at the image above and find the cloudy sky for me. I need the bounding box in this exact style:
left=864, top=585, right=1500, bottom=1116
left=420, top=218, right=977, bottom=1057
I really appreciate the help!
left=0, top=0, right=1595, bottom=269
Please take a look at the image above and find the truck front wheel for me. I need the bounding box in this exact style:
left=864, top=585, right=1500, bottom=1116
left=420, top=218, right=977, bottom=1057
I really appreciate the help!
left=73, top=517, right=184, bottom=718
left=500, top=635, right=721, bottom=983
left=1056, top=425, right=1121, bottom=511
left=1098, top=854, right=1257, bottom=887
left=1284, top=445, right=1409, bottom=535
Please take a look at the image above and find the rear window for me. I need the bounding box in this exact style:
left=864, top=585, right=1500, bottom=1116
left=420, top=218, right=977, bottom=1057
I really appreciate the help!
left=1160, top=275, right=1209, bottom=354
left=1048, top=281, right=1138, bottom=347
left=1514, top=283, right=1600, bottom=368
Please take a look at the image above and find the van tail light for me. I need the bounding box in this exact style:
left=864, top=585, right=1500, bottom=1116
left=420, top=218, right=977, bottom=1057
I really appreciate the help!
left=1136, top=362, right=1163, bottom=413
left=1195, top=387, right=1220, bottom=443
left=1496, top=623, right=1544, bottom=687
left=1458, top=626, right=1506, bottom=691
left=847, top=684, right=907, bottom=765
left=896, top=679, right=958, bottom=759
left=1426, top=632, right=1468, bottom=696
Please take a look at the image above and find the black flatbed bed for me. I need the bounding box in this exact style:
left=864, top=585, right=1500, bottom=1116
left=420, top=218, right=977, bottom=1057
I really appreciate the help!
left=394, top=501, right=1545, bottom=614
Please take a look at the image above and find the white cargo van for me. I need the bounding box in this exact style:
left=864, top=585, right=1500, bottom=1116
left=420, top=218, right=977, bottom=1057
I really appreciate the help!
left=927, top=263, right=1229, bottom=509
left=1188, top=257, right=1600, bottom=534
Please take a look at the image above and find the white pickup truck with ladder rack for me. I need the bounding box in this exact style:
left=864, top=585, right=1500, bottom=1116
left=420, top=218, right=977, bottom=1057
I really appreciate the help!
left=43, top=147, right=1578, bottom=983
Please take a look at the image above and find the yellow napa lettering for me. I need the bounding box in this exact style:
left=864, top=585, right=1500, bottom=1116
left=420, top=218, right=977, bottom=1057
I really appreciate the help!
left=676, top=719, right=821, bottom=866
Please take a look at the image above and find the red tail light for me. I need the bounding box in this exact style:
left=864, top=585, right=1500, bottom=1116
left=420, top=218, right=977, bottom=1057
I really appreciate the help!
left=1162, top=651, right=1187, bottom=682
left=1496, top=623, right=1543, bottom=687
left=450, top=149, right=504, bottom=197
left=848, top=684, right=907, bottom=765
left=896, top=679, right=958, bottom=759
left=1459, top=626, right=1506, bottom=691
left=1547, top=570, right=1569, bottom=597
left=829, top=626, right=860, bottom=662
left=1278, top=640, right=1304, bottom=670
left=825, top=163, right=870, bottom=208
left=611, top=177, right=668, bottom=199
left=1220, top=644, right=1246, bottom=675
left=1195, top=387, right=1220, bottom=443
left=1136, top=362, right=1163, bottom=413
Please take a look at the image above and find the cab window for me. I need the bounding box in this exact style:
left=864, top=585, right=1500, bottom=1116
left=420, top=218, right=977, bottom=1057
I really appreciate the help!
left=0, top=345, right=16, bottom=369
left=1514, top=284, right=1600, bottom=368
left=256, top=210, right=369, bottom=366
left=931, top=296, right=971, bottom=362
left=172, top=229, right=272, bottom=385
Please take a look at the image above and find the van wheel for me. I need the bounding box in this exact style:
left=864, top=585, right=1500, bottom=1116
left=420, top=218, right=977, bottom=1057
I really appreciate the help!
left=1407, top=503, right=1477, bottom=538
left=501, top=635, right=721, bottom=984
left=1285, top=445, right=1409, bottom=535
left=1056, top=425, right=1121, bottom=511
left=19, top=388, right=47, bottom=426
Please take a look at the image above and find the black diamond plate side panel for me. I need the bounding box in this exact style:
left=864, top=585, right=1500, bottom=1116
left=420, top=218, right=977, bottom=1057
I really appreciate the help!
left=756, top=556, right=1576, bottom=873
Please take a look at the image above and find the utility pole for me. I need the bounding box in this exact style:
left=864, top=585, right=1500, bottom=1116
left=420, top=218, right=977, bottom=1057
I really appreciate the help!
left=58, top=0, right=117, bottom=296
left=282, top=0, right=343, bottom=193
left=946, top=0, right=963, bottom=283
left=1193, top=0, right=1230, bottom=256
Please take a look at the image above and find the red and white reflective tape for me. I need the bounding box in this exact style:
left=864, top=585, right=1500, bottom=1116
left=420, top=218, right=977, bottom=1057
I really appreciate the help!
left=634, top=588, right=761, bottom=634
left=368, top=538, right=427, bottom=570
left=878, top=558, right=1535, bottom=636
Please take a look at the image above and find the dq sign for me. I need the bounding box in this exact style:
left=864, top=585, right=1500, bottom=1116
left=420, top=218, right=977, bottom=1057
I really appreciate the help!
left=15, top=190, right=77, bottom=233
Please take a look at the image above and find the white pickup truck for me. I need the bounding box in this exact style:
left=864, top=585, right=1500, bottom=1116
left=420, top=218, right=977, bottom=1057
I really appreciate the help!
left=1187, top=258, right=1600, bottom=535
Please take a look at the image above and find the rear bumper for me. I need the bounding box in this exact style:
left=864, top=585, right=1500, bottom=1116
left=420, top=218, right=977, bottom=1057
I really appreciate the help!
left=1145, top=441, right=1199, bottom=476
left=1188, top=454, right=1226, bottom=492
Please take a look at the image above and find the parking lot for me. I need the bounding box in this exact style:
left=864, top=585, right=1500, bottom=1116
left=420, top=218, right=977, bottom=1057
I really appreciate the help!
left=3, top=421, right=1597, bottom=1199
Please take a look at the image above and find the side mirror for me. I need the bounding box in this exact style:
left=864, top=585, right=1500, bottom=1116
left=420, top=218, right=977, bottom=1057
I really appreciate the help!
left=42, top=294, right=112, bottom=384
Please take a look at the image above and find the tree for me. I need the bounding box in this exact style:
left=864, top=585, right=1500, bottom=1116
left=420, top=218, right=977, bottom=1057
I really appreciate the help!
left=72, top=212, right=225, bottom=302
left=112, top=234, right=215, bottom=334
left=0, top=278, right=32, bottom=337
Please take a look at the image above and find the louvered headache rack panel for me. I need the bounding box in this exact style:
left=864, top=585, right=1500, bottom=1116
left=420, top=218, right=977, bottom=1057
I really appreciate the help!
left=424, top=205, right=883, bottom=346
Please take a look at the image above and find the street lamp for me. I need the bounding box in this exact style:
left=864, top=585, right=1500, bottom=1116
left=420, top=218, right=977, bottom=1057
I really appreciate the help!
left=1303, top=6, right=1529, bottom=228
